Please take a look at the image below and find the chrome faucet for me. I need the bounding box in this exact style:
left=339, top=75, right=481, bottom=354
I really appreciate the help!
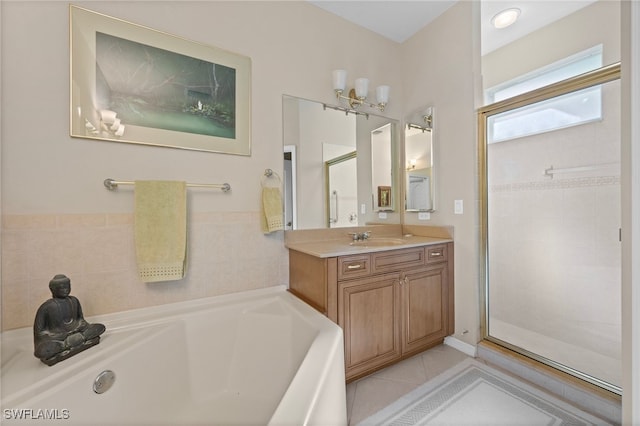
left=349, top=231, right=371, bottom=241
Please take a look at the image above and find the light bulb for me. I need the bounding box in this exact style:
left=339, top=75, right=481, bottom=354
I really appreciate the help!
left=491, top=8, right=520, bottom=29
left=376, top=85, right=390, bottom=104
left=355, top=78, right=369, bottom=99
left=332, top=70, right=347, bottom=91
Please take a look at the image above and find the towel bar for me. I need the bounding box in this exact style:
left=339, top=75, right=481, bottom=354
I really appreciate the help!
left=104, top=178, right=231, bottom=192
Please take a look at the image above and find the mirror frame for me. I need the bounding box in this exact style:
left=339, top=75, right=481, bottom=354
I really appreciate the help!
left=404, top=107, right=436, bottom=213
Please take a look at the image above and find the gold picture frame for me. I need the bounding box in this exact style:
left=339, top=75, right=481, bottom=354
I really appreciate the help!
left=70, top=5, right=251, bottom=155
left=378, top=186, right=391, bottom=208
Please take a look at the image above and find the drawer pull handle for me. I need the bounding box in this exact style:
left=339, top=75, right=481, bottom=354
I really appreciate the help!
left=430, top=252, right=443, bottom=257
left=347, top=264, right=363, bottom=270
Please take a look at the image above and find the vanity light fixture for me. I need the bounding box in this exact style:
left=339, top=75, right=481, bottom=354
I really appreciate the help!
left=423, top=109, right=433, bottom=129
left=332, top=70, right=390, bottom=112
left=407, top=109, right=433, bottom=132
left=491, top=8, right=520, bottom=29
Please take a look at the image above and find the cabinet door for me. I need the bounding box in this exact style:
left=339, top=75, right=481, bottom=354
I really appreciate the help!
left=338, top=273, right=401, bottom=379
left=402, top=265, right=449, bottom=355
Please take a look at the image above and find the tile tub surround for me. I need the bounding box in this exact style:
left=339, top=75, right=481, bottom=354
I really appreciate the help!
left=1, top=212, right=289, bottom=331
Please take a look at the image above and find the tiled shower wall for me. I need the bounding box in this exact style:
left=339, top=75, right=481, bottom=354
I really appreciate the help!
left=489, top=174, right=621, bottom=350
left=1, top=212, right=289, bottom=331
left=487, top=80, right=622, bottom=367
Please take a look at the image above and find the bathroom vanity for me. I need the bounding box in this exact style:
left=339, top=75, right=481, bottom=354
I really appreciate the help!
left=286, top=226, right=454, bottom=382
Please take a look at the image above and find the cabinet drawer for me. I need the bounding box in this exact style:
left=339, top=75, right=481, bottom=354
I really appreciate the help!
left=426, top=244, right=448, bottom=264
left=372, top=247, right=425, bottom=273
left=338, top=254, right=371, bottom=280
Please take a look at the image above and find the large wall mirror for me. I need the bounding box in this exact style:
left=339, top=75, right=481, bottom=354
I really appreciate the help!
left=283, top=95, right=399, bottom=230
left=405, top=107, right=435, bottom=212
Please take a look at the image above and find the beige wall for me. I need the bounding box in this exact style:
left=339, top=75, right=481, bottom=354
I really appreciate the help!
left=401, top=2, right=481, bottom=347
left=2, top=1, right=403, bottom=216
left=0, top=0, right=624, bottom=361
left=621, top=1, right=640, bottom=423
left=0, top=0, right=403, bottom=330
left=482, top=0, right=621, bottom=90
left=2, top=2, right=483, bottom=336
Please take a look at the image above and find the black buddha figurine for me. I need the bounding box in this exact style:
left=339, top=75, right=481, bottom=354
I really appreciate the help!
left=33, top=274, right=106, bottom=366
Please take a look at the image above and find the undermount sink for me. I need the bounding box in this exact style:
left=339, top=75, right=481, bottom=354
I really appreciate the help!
left=350, top=238, right=407, bottom=247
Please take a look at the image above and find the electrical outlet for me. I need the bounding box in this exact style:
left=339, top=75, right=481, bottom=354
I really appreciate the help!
left=418, top=212, right=430, bottom=220
left=378, top=212, right=388, bottom=219
left=454, top=199, right=463, bottom=214
left=361, top=204, right=366, bottom=214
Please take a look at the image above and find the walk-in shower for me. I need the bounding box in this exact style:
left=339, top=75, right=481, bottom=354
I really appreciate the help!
left=480, top=64, right=622, bottom=393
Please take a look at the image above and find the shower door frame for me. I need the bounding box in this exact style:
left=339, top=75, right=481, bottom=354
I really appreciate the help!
left=478, top=62, right=622, bottom=394
left=325, top=151, right=357, bottom=228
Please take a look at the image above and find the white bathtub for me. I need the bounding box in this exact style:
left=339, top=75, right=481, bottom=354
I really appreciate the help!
left=0, top=286, right=346, bottom=425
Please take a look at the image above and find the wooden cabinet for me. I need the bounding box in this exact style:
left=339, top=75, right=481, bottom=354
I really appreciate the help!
left=339, top=272, right=401, bottom=378
left=289, top=242, right=454, bottom=381
left=401, top=264, right=450, bottom=354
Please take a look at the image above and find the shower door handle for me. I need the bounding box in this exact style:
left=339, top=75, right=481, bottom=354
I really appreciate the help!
left=329, top=190, right=338, bottom=224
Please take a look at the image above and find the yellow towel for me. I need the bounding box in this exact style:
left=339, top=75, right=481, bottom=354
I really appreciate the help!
left=261, top=187, right=284, bottom=234
left=134, top=181, right=187, bottom=282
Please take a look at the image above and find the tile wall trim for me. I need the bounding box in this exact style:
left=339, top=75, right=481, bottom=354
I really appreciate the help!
left=490, top=175, right=620, bottom=193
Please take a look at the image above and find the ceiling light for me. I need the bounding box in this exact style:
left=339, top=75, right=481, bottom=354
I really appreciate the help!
left=491, top=8, right=520, bottom=29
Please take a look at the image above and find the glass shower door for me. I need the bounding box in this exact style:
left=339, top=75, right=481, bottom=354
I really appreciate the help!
left=482, top=74, right=621, bottom=392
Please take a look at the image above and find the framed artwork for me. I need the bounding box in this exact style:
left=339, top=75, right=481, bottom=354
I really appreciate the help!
left=70, top=5, right=251, bottom=155
left=378, top=186, right=392, bottom=208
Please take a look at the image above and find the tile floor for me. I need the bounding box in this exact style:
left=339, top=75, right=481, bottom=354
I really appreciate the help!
left=345, top=343, right=620, bottom=426
left=345, top=344, right=471, bottom=425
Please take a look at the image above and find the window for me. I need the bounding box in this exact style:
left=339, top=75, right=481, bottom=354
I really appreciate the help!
left=485, top=45, right=603, bottom=143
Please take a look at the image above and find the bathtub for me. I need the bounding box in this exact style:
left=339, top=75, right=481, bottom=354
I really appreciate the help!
left=0, top=286, right=346, bottom=425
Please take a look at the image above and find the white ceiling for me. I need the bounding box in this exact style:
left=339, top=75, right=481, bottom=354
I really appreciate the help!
left=308, top=1, right=597, bottom=54
left=308, top=1, right=457, bottom=43
left=481, top=1, right=597, bottom=54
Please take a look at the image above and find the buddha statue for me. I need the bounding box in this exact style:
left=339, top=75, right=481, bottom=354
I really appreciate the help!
left=33, top=274, right=105, bottom=366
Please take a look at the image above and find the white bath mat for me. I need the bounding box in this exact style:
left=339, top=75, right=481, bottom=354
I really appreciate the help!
left=357, top=358, right=610, bottom=425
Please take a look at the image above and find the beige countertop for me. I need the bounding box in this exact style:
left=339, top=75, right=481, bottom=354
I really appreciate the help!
left=285, top=234, right=452, bottom=258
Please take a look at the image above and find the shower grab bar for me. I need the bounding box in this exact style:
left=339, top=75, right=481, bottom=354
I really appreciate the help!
left=543, top=163, right=619, bottom=178
left=104, top=178, right=231, bottom=192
